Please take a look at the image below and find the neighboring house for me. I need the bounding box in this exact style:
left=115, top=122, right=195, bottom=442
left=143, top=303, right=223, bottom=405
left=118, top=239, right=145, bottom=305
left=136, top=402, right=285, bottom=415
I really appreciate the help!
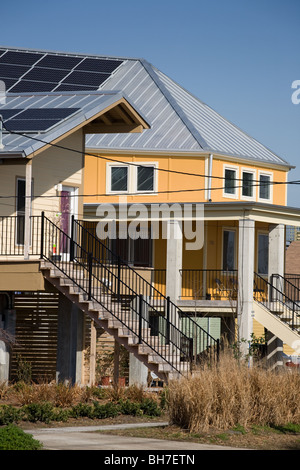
left=0, top=46, right=299, bottom=385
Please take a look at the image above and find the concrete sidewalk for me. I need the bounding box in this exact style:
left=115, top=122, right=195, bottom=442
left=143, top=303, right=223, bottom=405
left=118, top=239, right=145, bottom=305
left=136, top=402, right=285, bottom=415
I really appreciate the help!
left=24, top=422, right=247, bottom=450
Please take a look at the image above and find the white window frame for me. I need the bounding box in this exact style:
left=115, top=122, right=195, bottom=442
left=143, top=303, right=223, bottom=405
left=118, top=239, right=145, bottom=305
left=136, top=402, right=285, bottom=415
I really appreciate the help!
left=223, top=165, right=239, bottom=199
left=258, top=170, right=273, bottom=203
left=241, top=167, right=256, bottom=201
left=106, top=163, right=130, bottom=194
left=221, top=227, right=237, bottom=272
left=106, top=162, right=158, bottom=195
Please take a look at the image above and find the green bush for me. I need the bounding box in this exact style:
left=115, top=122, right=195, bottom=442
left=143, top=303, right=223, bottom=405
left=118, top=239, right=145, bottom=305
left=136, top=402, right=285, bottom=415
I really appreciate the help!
left=0, top=425, right=43, bottom=450
left=23, top=402, right=56, bottom=424
left=118, top=399, right=143, bottom=416
left=140, top=398, right=162, bottom=417
left=92, top=401, right=119, bottom=419
left=70, top=402, right=94, bottom=419
left=0, top=405, right=24, bottom=425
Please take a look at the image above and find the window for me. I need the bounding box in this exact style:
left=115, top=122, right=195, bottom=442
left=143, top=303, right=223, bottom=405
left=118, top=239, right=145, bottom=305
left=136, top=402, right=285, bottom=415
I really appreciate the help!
left=242, top=171, right=254, bottom=198
left=110, top=233, right=153, bottom=267
left=137, top=166, right=154, bottom=192
left=222, top=229, right=235, bottom=271
left=258, top=233, right=269, bottom=275
left=224, top=168, right=237, bottom=196
left=110, top=166, right=128, bottom=192
left=259, top=173, right=271, bottom=200
left=107, top=162, right=157, bottom=194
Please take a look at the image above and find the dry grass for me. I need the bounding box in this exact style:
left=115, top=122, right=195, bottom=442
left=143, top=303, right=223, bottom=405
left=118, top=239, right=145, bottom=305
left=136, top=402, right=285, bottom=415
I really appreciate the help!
left=168, top=352, right=300, bottom=433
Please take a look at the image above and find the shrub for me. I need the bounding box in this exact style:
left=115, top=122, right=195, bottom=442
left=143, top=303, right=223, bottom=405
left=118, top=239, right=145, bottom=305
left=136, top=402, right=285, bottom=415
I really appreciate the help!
left=92, top=401, right=119, bottom=419
left=23, top=402, right=56, bottom=424
left=140, top=398, right=162, bottom=417
left=0, top=405, right=24, bottom=426
left=118, top=399, right=143, bottom=416
left=0, top=425, right=43, bottom=450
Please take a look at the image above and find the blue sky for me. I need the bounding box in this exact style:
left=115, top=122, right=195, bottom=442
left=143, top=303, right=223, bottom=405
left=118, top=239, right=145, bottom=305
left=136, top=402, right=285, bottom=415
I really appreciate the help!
left=1, top=0, right=299, bottom=205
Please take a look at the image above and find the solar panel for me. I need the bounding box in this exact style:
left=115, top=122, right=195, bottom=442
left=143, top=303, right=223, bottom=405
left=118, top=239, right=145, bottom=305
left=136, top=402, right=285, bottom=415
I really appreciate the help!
left=0, top=109, right=24, bottom=119
left=0, top=49, right=124, bottom=93
left=10, top=80, right=58, bottom=93
left=37, top=54, right=82, bottom=70
left=75, top=57, right=122, bottom=73
left=0, top=64, right=31, bottom=79
left=17, top=107, right=79, bottom=119
left=4, top=119, right=60, bottom=132
left=0, top=50, right=43, bottom=66
left=23, top=67, right=69, bottom=83
left=2, top=107, right=81, bottom=132
left=62, top=70, right=108, bottom=87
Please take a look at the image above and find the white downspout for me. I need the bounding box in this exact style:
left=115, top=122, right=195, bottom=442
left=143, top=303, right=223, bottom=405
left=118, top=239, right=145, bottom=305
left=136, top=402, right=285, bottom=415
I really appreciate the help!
left=207, top=153, right=213, bottom=201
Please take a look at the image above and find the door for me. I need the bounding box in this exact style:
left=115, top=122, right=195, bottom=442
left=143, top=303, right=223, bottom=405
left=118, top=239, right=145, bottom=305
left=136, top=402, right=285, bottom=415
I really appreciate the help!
left=60, top=186, right=77, bottom=260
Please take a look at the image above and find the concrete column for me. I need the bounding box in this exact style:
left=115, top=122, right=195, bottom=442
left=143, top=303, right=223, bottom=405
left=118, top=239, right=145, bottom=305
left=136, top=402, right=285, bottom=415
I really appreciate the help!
left=0, top=301, right=16, bottom=383
left=129, top=353, right=148, bottom=387
left=56, top=294, right=84, bottom=385
left=268, top=224, right=285, bottom=280
left=267, top=223, right=285, bottom=368
left=24, top=158, right=32, bottom=260
left=238, top=219, right=255, bottom=358
left=166, top=220, right=183, bottom=303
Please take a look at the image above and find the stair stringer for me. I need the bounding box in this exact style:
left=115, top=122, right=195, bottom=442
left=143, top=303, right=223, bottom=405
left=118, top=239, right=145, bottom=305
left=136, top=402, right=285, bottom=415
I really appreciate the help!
left=40, top=262, right=185, bottom=383
left=253, top=300, right=300, bottom=353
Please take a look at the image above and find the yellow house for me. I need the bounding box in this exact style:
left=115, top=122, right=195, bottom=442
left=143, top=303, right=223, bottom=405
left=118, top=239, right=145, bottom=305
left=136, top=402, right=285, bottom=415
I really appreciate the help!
left=0, top=47, right=299, bottom=386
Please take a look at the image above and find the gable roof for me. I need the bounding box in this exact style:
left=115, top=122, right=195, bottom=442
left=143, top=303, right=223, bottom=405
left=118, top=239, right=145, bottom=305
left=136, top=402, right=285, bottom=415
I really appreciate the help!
left=0, top=91, right=149, bottom=158
left=0, top=46, right=291, bottom=168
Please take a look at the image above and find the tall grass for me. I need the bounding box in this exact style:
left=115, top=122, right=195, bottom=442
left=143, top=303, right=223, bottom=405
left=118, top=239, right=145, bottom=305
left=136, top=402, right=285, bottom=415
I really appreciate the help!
left=168, top=352, right=300, bottom=432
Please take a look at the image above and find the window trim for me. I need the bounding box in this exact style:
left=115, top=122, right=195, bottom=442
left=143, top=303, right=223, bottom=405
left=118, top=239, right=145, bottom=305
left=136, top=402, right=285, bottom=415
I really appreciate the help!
left=106, top=162, right=158, bottom=195
left=107, top=163, right=129, bottom=194
left=223, top=165, right=239, bottom=199
left=258, top=170, right=273, bottom=203
left=241, top=167, right=256, bottom=201
left=135, top=163, right=157, bottom=194
left=221, top=227, right=237, bottom=272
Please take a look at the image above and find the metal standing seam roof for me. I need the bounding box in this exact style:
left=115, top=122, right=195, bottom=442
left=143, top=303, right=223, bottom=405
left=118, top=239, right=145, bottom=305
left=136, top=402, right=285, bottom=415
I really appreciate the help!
left=0, top=46, right=291, bottom=167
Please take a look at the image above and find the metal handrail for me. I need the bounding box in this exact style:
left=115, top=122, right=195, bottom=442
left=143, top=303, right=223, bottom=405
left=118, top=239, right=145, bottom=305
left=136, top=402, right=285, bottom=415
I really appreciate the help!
left=40, top=213, right=219, bottom=376
left=254, top=272, right=300, bottom=332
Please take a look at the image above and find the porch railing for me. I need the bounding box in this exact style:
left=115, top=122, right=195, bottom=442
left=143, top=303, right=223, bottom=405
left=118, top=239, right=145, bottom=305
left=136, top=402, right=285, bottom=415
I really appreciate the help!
left=180, top=269, right=238, bottom=300
left=0, top=215, right=41, bottom=256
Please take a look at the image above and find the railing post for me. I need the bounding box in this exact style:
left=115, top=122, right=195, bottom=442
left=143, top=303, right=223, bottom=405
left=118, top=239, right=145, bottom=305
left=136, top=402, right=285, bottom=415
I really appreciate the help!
left=70, top=215, right=74, bottom=262
left=117, top=256, right=121, bottom=301
left=138, top=294, right=143, bottom=344
left=88, top=252, right=92, bottom=300
left=40, top=211, right=45, bottom=259
left=166, top=296, right=170, bottom=345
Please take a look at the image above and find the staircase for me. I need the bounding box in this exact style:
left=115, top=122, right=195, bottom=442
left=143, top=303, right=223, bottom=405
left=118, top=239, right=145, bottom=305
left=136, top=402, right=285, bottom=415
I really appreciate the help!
left=253, top=273, right=300, bottom=353
left=39, top=213, right=219, bottom=383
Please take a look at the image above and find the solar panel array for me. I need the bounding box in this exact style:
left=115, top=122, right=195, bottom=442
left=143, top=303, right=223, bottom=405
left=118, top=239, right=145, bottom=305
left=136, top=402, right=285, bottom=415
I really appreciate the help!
left=1, top=107, right=80, bottom=132
left=0, top=48, right=123, bottom=93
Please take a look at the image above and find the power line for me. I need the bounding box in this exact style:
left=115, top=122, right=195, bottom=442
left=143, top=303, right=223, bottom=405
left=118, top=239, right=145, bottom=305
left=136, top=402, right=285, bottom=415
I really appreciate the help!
left=1, top=121, right=294, bottom=184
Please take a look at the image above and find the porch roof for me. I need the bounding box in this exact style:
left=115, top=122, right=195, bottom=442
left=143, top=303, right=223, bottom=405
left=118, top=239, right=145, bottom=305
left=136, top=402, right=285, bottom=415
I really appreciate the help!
left=83, top=201, right=300, bottom=227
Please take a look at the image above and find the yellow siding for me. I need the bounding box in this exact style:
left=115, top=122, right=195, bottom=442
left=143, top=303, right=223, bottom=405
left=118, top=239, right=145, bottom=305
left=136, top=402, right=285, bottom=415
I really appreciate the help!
left=84, top=152, right=288, bottom=206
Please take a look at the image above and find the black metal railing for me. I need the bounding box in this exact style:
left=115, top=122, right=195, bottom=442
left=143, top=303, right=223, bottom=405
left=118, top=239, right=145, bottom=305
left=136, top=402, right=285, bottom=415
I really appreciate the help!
left=40, top=213, right=219, bottom=376
left=254, top=272, right=300, bottom=332
left=0, top=215, right=41, bottom=256
left=180, top=269, right=238, bottom=300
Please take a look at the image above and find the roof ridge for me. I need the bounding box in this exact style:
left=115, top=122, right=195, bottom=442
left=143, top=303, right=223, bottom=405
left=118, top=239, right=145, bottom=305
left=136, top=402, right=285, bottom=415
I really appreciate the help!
left=140, top=59, right=209, bottom=151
